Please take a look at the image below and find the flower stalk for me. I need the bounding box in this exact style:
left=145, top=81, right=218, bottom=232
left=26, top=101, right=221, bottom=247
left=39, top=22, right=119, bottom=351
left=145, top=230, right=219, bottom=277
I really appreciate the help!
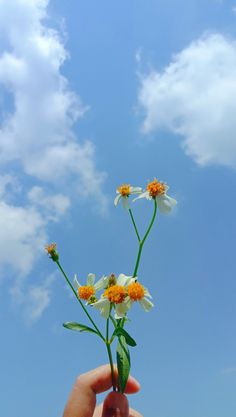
left=56, top=260, right=105, bottom=342
left=46, top=177, right=176, bottom=395
left=132, top=199, right=157, bottom=277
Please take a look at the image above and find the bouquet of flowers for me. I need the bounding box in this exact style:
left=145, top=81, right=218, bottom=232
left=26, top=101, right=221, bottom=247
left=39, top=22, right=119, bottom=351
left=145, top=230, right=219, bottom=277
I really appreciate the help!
left=45, top=179, right=176, bottom=393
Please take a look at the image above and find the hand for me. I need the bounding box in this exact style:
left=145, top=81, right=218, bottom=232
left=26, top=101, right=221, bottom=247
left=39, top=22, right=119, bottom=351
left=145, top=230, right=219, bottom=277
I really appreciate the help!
left=63, top=364, right=143, bottom=417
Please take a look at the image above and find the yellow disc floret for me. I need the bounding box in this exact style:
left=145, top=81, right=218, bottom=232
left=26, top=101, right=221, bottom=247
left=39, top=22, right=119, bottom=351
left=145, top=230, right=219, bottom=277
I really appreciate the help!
left=128, top=282, right=145, bottom=301
left=78, top=285, right=95, bottom=300
left=118, top=184, right=131, bottom=197
left=147, top=179, right=166, bottom=198
left=45, top=243, right=57, bottom=255
left=104, top=285, right=126, bottom=304
left=45, top=243, right=59, bottom=261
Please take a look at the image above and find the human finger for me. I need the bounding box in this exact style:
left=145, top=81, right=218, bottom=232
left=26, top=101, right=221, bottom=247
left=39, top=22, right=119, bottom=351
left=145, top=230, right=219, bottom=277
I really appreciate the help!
left=93, top=404, right=143, bottom=417
left=63, top=365, right=140, bottom=417
left=101, top=392, right=129, bottom=417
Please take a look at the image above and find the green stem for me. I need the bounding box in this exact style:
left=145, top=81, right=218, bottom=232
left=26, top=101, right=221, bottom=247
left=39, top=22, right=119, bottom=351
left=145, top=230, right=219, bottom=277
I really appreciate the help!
left=128, top=209, right=141, bottom=242
left=106, top=313, right=110, bottom=342
left=133, top=242, right=143, bottom=278
left=109, top=314, right=117, bottom=329
left=106, top=342, right=116, bottom=391
left=132, top=199, right=157, bottom=277
left=142, top=199, right=157, bottom=246
left=106, top=309, right=116, bottom=391
left=56, top=261, right=105, bottom=342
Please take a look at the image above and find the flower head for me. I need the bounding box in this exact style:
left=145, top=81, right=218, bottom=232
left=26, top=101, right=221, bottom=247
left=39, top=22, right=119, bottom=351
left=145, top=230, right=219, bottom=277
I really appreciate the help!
left=91, top=273, right=134, bottom=318
left=147, top=179, right=166, bottom=198
left=74, top=273, right=108, bottom=303
left=104, top=284, right=126, bottom=304
left=114, top=184, right=142, bottom=209
left=134, top=178, right=177, bottom=214
left=126, top=281, right=154, bottom=312
left=45, top=243, right=59, bottom=262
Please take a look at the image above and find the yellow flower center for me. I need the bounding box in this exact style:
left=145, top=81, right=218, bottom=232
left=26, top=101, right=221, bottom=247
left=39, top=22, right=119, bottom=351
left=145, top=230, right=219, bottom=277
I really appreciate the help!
left=118, top=184, right=131, bottom=197
left=127, top=282, right=145, bottom=301
left=45, top=243, right=57, bottom=255
left=104, top=285, right=126, bottom=304
left=147, top=179, right=166, bottom=198
left=78, top=285, right=95, bottom=300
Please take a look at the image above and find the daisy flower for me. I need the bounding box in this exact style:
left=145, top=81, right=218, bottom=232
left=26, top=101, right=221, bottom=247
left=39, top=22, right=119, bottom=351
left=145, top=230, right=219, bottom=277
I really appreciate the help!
left=134, top=178, right=177, bottom=213
left=74, top=273, right=108, bottom=303
left=125, top=281, right=154, bottom=313
left=114, top=184, right=142, bottom=209
left=92, top=273, right=134, bottom=318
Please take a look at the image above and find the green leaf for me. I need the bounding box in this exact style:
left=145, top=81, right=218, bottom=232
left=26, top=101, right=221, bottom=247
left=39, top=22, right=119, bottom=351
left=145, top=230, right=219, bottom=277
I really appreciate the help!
left=116, top=336, right=131, bottom=393
left=113, top=327, right=137, bottom=347
left=63, top=322, right=98, bottom=334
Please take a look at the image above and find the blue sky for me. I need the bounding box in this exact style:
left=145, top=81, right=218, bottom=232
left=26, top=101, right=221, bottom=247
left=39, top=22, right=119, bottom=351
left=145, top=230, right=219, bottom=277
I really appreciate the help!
left=0, top=1, right=236, bottom=416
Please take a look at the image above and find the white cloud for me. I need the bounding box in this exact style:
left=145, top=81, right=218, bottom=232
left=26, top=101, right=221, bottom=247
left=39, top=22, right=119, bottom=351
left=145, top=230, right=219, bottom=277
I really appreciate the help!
left=0, top=0, right=107, bottom=200
left=10, top=273, right=55, bottom=324
left=0, top=201, right=46, bottom=276
left=0, top=0, right=108, bottom=320
left=26, top=285, right=51, bottom=322
left=0, top=174, right=20, bottom=198
left=28, top=186, right=70, bottom=218
left=138, top=33, right=236, bottom=169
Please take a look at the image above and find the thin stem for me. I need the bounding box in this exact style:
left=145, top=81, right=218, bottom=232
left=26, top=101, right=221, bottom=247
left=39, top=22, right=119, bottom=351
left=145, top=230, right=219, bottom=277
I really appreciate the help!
left=109, top=314, right=117, bottom=329
left=132, top=242, right=143, bottom=278
left=132, top=199, right=157, bottom=277
left=106, top=342, right=116, bottom=391
left=128, top=209, right=141, bottom=242
left=56, top=261, right=105, bottom=342
left=141, top=198, right=157, bottom=247
left=106, top=314, right=110, bottom=342
left=106, top=308, right=116, bottom=391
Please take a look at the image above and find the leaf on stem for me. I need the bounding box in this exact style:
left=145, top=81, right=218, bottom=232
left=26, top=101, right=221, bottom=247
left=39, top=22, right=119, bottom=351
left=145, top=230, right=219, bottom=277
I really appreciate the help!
left=116, top=335, right=131, bottom=393
left=113, top=327, right=137, bottom=347
left=63, top=322, right=98, bottom=335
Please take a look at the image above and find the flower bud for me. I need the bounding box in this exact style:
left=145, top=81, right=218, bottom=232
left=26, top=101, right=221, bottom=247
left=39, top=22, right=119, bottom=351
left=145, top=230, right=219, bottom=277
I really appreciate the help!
left=45, top=243, right=59, bottom=262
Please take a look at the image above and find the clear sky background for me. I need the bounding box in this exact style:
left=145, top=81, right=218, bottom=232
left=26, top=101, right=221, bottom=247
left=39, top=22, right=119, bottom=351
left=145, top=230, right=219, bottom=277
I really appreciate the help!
left=0, top=1, right=236, bottom=416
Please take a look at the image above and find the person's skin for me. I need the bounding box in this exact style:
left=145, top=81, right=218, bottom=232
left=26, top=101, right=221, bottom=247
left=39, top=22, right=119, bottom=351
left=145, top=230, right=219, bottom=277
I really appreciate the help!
left=63, top=364, right=143, bottom=417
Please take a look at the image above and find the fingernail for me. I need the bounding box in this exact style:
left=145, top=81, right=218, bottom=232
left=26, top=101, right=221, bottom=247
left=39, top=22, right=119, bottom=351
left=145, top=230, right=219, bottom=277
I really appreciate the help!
left=102, top=392, right=129, bottom=417
left=108, top=408, right=121, bottom=417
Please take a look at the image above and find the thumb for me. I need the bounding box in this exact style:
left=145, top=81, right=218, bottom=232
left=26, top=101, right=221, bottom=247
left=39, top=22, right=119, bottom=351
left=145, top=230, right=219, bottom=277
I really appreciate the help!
left=101, top=392, right=129, bottom=417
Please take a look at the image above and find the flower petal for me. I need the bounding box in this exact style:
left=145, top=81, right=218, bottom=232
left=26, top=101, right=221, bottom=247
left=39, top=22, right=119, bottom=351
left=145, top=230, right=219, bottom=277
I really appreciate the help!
left=73, top=275, right=81, bottom=289
left=92, top=298, right=108, bottom=308
left=91, top=298, right=110, bottom=319
left=87, top=273, right=95, bottom=286
left=139, top=297, right=154, bottom=311
left=122, top=196, right=130, bottom=209
left=117, top=273, right=133, bottom=286
left=133, top=191, right=150, bottom=202
left=94, top=275, right=108, bottom=291
left=114, top=194, right=121, bottom=206
left=115, top=301, right=130, bottom=319
left=157, top=194, right=177, bottom=214
left=130, top=186, right=142, bottom=194
left=144, top=287, right=152, bottom=299
left=92, top=298, right=111, bottom=318
left=100, top=304, right=111, bottom=318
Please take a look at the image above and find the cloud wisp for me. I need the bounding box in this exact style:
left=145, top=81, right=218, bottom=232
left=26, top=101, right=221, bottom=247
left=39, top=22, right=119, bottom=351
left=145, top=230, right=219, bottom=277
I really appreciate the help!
left=138, top=33, right=236, bottom=169
left=0, top=0, right=107, bottom=319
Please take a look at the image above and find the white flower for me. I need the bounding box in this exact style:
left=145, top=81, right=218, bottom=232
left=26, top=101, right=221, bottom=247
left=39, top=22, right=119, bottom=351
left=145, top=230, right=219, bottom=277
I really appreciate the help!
left=92, top=273, right=134, bottom=318
left=74, top=273, right=108, bottom=302
left=125, top=281, right=154, bottom=314
left=114, top=184, right=142, bottom=209
left=134, top=178, right=177, bottom=214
